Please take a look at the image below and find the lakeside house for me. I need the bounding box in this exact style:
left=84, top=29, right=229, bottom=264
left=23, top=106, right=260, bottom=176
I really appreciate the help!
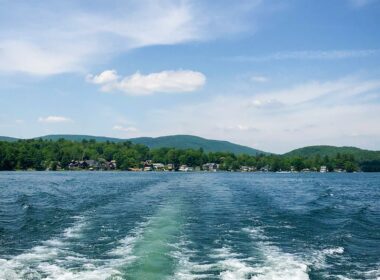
left=153, top=163, right=165, bottom=171
left=320, top=166, right=328, bottom=173
left=202, top=163, right=218, bottom=172
left=179, top=165, right=189, bottom=172
left=240, top=166, right=256, bottom=172
left=61, top=159, right=350, bottom=173
left=178, top=165, right=195, bottom=172
left=260, top=165, right=270, bottom=172
left=68, top=159, right=116, bottom=171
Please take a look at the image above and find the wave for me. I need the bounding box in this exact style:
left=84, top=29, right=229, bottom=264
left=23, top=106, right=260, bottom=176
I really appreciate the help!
left=0, top=215, right=114, bottom=280
left=171, top=226, right=310, bottom=280
left=0, top=207, right=376, bottom=280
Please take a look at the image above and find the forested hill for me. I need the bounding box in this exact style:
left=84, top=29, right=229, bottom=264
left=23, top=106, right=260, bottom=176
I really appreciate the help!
left=1, top=134, right=265, bottom=155
left=129, top=135, right=264, bottom=155
left=0, top=136, right=18, bottom=142
left=1, top=135, right=380, bottom=160
left=38, top=134, right=123, bottom=143
left=1, top=138, right=380, bottom=171
left=285, top=145, right=380, bottom=161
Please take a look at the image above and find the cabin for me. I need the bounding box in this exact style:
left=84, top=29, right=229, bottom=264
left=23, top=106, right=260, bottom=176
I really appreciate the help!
left=179, top=165, right=189, bottom=172
left=109, top=160, right=117, bottom=170
left=85, top=160, right=100, bottom=170
left=320, top=166, right=327, bottom=173
left=153, top=163, right=165, bottom=171
left=143, top=166, right=152, bottom=171
left=202, top=163, right=218, bottom=172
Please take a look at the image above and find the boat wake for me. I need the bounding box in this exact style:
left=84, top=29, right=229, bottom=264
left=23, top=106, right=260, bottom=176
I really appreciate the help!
left=0, top=209, right=376, bottom=280
left=0, top=215, right=120, bottom=280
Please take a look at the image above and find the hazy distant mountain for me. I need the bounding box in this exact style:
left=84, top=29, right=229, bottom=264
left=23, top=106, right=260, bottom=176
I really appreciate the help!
left=37, top=134, right=123, bottom=143
left=35, top=134, right=266, bottom=155
left=2, top=135, right=379, bottom=159
left=285, top=145, right=380, bottom=161
left=128, top=135, right=265, bottom=155
left=0, top=136, right=19, bottom=142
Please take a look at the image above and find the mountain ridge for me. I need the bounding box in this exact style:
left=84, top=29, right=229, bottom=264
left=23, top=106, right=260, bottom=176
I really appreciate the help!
left=1, top=135, right=379, bottom=159
left=0, top=134, right=266, bottom=155
left=284, top=145, right=380, bottom=160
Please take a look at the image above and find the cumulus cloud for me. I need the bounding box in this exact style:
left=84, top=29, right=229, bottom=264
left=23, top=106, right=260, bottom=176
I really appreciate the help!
left=87, top=70, right=206, bottom=95
left=86, top=70, right=119, bottom=84
left=0, top=1, right=260, bottom=75
left=112, top=125, right=138, bottom=132
left=38, top=116, right=72, bottom=123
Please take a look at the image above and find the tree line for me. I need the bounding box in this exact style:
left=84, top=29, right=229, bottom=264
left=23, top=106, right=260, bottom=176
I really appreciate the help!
left=0, top=139, right=378, bottom=172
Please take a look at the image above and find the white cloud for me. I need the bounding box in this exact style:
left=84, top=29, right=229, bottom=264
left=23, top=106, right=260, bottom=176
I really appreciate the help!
left=86, top=70, right=119, bottom=84
left=230, top=49, right=380, bottom=62
left=247, top=78, right=380, bottom=106
left=144, top=77, right=380, bottom=153
left=250, top=75, right=269, bottom=83
left=87, top=69, right=206, bottom=95
left=112, top=125, right=138, bottom=132
left=0, top=40, right=89, bottom=75
left=0, top=1, right=260, bottom=75
left=38, top=116, right=72, bottom=123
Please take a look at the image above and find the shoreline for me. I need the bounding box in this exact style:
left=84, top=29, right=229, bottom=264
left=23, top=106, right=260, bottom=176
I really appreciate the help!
left=0, top=170, right=369, bottom=173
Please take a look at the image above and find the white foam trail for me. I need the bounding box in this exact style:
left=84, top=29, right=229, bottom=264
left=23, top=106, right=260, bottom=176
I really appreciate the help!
left=214, top=247, right=257, bottom=280
left=172, top=242, right=257, bottom=280
left=107, top=220, right=149, bottom=267
left=309, top=246, right=345, bottom=270
left=172, top=224, right=311, bottom=280
left=199, top=227, right=310, bottom=280
left=0, top=216, right=124, bottom=280
left=63, top=216, right=87, bottom=239
left=247, top=245, right=309, bottom=280
left=243, top=227, right=310, bottom=280
left=171, top=239, right=215, bottom=280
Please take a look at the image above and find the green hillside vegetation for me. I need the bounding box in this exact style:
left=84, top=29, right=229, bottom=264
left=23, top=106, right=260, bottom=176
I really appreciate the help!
left=0, top=136, right=19, bottom=142
left=37, top=134, right=125, bottom=143
left=0, top=139, right=379, bottom=172
left=2, top=134, right=265, bottom=155
left=0, top=139, right=264, bottom=171
left=0, top=135, right=380, bottom=172
left=285, top=145, right=380, bottom=161
left=129, top=135, right=264, bottom=155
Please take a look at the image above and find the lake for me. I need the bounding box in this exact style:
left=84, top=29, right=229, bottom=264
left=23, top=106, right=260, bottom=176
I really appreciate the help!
left=0, top=172, right=379, bottom=279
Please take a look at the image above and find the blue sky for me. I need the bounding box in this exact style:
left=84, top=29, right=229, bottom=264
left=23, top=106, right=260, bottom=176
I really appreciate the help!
left=0, top=0, right=379, bottom=153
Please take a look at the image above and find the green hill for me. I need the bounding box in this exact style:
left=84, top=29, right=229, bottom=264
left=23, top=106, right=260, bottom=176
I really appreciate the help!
left=0, top=136, right=19, bottom=142
left=284, top=145, right=380, bottom=161
left=129, top=135, right=265, bottom=155
left=34, top=134, right=265, bottom=155
left=37, top=134, right=124, bottom=143
left=2, top=135, right=379, bottom=159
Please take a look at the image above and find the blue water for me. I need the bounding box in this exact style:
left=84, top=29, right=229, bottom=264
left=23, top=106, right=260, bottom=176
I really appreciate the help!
left=0, top=172, right=379, bottom=280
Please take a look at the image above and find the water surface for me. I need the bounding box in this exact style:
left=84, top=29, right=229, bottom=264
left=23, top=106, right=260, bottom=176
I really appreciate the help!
left=0, top=172, right=379, bottom=279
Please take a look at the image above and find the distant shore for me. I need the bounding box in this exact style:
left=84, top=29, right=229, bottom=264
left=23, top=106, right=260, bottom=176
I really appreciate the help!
left=1, top=139, right=379, bottom=172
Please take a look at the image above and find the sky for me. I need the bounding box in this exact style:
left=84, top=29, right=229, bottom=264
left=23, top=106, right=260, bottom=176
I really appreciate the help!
left=0, top=0, right=379, bottom=153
